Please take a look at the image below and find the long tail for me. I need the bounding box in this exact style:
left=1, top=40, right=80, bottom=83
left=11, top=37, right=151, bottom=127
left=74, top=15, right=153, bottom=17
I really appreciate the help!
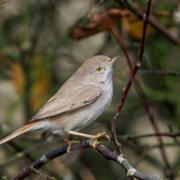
left=0, top=122, right=41, bottom=145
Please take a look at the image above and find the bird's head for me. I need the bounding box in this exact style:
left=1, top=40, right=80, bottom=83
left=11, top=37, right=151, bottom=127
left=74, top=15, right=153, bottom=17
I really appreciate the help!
left=77, top=55, right=119, bottom=84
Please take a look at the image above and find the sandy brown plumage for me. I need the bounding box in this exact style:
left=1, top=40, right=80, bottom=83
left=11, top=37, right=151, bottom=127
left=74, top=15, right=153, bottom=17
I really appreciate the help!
left=0, top=55, right=117, bottom=145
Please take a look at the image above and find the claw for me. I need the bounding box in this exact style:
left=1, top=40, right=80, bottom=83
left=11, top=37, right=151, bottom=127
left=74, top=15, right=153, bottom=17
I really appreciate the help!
left=91, top=132, right=110, bottom=148
left=64, top=140, right=80, bottom=152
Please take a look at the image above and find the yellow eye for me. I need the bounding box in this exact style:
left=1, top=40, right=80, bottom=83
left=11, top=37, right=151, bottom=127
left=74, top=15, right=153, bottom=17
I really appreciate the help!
left=96, top=66, right=103, bottom=72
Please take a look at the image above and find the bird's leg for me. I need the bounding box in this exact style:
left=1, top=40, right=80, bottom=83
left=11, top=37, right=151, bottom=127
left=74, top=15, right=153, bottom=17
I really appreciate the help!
left=52, top=131, right=79, bottom=152
left=67, top=131, right=110, bottom=148
left=67, top=131, right=94, bottom=138
left=64, top=139, right=80, bottom=152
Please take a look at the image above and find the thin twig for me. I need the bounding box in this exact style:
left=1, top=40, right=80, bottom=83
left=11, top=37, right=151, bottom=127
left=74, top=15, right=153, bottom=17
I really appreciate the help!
left=0, top=139, right=51, bottom=167
left=119, top=131, right=180, bottom=140
left=139, top=70, right=180, bottom=77
left=115, top=0, right=180, bottom=45
left=111, top=1, right=173, bottom=178
left=31, top=167, right=56, bottom=180
left=111, top=0, right=152, bottom=154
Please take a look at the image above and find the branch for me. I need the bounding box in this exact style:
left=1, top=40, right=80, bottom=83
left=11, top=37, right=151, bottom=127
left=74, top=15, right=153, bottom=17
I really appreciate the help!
left=0, top=139, right=49, bottom=167
left=111, top=2, right=174, bottom=178
left=119, top=131, right=180, bottom=140
left=111, top=26, right=175, bottom=178
left=115, top=0, right=180, bottom=45
left=111, top=0, right=152, bottom=154
left=139, top=70, right=180, bottom=77
left=71, top=1, right=175, bottom=178
left=14, top=140, right=160, bottom=180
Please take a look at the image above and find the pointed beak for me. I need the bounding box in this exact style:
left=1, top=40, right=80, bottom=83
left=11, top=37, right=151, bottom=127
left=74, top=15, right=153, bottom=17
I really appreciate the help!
left=108, top=56, right=120, bottom=66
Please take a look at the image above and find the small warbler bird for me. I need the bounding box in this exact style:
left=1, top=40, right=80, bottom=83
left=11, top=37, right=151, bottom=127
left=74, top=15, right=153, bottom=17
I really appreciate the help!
left=0, top=55, right=118, bottom=148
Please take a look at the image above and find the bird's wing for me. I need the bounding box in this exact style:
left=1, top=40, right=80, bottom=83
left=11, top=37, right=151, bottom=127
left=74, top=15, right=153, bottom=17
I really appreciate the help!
left=31, top=85, right=101, bottom=120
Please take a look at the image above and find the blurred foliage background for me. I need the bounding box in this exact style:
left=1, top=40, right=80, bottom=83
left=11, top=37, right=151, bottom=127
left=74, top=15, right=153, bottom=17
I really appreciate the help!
left=0, top=0, right=179, bottom=179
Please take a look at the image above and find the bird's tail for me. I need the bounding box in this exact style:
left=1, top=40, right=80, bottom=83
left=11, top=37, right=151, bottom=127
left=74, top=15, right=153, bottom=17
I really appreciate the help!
left=0, top=121, right=42, bottom=145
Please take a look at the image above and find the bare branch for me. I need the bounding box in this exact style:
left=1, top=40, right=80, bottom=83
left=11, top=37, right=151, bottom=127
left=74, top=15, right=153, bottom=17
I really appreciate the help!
left=111, top=1, right=174, bottom=178
left=111, top=0, right=152, bottom=154
left=115, top=0, right=180, bottom=45
left=13, top=140, right=160, bottom=180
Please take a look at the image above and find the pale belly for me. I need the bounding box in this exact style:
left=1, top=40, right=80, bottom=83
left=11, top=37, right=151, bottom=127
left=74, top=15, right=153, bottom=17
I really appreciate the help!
left=49, top=80, right=113, bottom=134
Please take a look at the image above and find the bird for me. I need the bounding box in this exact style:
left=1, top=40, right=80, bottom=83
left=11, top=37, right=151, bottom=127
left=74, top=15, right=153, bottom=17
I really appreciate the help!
left=0, top=55, right=118, bottom=149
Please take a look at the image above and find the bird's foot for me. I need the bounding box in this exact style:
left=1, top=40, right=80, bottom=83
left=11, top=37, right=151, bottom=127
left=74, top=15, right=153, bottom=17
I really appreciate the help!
left=66, top=131, right=110, bottom=148
left=91, top=132, right=110, bottom=148
left=64, top=140, right=80, bottom=152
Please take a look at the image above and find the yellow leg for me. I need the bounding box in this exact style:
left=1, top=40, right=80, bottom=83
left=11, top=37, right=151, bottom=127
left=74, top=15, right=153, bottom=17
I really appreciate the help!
left=67, top=131, right=94, bottom=138
left=67, top=131, right=110, bottom=148
left=64, top=139, right=80, bottom=152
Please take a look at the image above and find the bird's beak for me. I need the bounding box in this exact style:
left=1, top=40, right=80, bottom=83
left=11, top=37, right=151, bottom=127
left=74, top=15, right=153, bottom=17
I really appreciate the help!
left=108, top=56, right=120, bottom=66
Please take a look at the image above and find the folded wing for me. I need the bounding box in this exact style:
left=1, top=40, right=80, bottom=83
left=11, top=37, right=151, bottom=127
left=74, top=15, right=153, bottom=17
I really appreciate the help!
left=31, top=85, right=101, bottom=120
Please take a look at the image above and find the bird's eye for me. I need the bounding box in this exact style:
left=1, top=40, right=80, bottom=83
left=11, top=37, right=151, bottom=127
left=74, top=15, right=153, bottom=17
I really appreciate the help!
left=96, top=66, right=103, bottom=72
